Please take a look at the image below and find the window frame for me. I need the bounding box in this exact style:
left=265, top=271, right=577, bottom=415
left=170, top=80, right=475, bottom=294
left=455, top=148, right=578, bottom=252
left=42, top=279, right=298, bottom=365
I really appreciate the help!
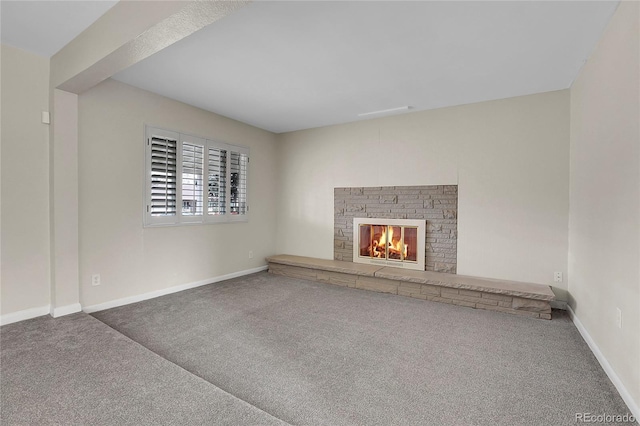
left=144, top=125, right=249, bottom=227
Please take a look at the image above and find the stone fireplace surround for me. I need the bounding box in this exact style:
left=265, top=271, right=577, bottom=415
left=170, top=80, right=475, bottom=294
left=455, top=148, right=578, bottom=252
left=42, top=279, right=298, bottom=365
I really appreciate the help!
left=266, top=255, right=555, bottom=319
left=334, top=185, right=457, bottom=273
left=267, top=185, right=555, bottom=320
left=267, top=184, right=554, bottom=320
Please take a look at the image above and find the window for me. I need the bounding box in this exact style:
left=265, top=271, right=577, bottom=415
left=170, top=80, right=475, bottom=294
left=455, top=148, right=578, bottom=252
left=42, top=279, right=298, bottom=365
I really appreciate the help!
left=229, top=151, right=248, bottom=215
left=207, top=147, right=227, bottom=216
left=145, top=126, right=249, bottom=226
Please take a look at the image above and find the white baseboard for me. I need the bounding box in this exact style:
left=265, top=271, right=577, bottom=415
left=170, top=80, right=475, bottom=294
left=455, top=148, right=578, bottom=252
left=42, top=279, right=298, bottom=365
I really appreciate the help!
left=568, top=305, right=639, bottom=420
left=83, top=265, right=268, bottom=314
left=51, top=303, right=82, bottom=318
left=0, top=305, right=51, bottom=326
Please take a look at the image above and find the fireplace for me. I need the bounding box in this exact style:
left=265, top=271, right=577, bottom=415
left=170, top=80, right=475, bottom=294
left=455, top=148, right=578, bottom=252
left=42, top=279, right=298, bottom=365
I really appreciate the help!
left=335, top=185, right=457, bottom=273
left=353, top=218, right=426, bottom=271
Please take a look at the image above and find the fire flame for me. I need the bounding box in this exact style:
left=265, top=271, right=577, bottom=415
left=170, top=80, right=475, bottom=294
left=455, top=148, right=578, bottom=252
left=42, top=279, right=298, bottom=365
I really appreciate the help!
left=372, top=226, right=407, bottom=259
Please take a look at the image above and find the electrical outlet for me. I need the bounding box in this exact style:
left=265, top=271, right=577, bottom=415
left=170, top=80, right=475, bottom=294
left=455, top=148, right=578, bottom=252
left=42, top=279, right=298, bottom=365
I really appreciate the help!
left=91, top=274, right=101, bottom=286
left=248, top=251, right=254, bottom=259
left=553, top=272, right=563, bottom=283
left=616, top=308, right=622, bottom=329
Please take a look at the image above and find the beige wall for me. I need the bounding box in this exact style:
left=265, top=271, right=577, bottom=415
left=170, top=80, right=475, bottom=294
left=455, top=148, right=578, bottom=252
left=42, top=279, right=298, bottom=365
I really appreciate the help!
left=50, top=89, right=80, bottom=312
left=569, top=1, right=640, bottom=408
left=1, top=45, right=51, bottom=314
left=78, top=79, right=279, bottom=307
left=277, top=91, right=571, bottom=300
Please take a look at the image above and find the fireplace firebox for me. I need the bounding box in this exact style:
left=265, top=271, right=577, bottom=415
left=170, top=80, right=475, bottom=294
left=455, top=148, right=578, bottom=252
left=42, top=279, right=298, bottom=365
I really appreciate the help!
left=353, top=218, right=426, bottom=270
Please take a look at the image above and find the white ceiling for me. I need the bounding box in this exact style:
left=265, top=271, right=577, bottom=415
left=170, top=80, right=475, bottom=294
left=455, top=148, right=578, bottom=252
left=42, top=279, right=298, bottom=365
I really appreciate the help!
left=0, top=0, right=117, bottom=57
left=1, top=1, right=619, bottom=133
left=113, top=1, right=619, bottom=133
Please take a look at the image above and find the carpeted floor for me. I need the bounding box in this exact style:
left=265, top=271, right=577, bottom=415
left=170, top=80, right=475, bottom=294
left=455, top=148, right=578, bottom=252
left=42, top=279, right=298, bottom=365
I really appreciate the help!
left=0, top=313, right=285, bottom=425
left=1, top=271, right=634, bottom=425
left=87, top=272, right=633, bottom=426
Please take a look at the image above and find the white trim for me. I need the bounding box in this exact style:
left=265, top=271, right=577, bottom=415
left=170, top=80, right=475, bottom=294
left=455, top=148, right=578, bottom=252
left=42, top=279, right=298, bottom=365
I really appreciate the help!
left=567, top=305, right=639, bottom=420
left=51, top=303, right=82, bottom=318
left=83, top=265, right=268, bottom=314
left=0, top=305, right=50, bottom=326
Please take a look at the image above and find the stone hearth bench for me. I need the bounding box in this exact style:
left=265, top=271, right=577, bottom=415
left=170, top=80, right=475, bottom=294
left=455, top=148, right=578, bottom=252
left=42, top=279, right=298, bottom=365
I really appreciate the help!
left=266, top=255, right=555, bottom=320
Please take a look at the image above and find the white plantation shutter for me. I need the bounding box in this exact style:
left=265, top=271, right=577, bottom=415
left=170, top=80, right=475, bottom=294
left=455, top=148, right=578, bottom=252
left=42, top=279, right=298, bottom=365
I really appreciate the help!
left=150, top=138, right=177, bottom=215
left=145, top=126, right=248, bottom=226
left=180, top=136, right=205, bottom=218
left=229, top=149, right=248, bottom=217
left=146, top=128, right=179, bottom=225
left=208, top=147, right=227, bottom=216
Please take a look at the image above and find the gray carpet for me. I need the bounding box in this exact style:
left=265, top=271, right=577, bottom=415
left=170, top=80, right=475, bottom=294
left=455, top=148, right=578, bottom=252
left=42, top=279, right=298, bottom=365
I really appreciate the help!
left=90, top=272, right=634, bottom=426
left=0, top=313, right=285, bottom=425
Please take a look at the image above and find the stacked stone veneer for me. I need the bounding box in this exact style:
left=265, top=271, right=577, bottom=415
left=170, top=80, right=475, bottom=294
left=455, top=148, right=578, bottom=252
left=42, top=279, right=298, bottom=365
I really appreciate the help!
left=266, top=258, right=553, bottom=320
left=334, top=185, right=458, bottom=273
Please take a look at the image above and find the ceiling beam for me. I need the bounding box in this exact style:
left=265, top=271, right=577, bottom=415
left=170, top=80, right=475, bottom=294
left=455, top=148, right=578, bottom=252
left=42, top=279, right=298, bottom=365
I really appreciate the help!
left=51, top=0, right=250, bottom=94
